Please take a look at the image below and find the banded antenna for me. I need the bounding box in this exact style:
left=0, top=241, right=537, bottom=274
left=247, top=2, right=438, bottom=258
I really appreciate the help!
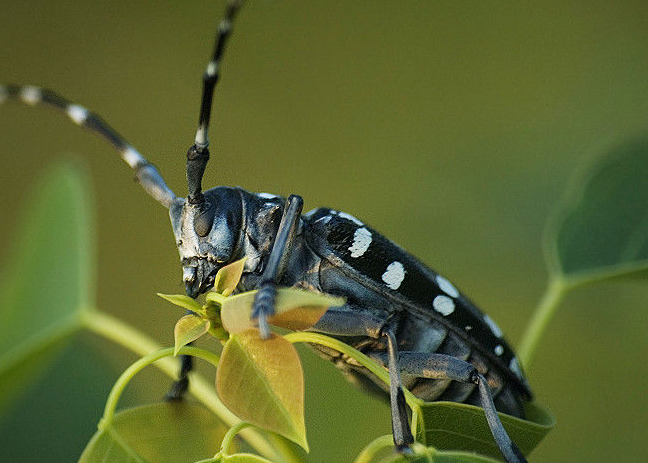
left=0, top=84, right=176, bottom=209
left=186, top=0, right=244, bottom=205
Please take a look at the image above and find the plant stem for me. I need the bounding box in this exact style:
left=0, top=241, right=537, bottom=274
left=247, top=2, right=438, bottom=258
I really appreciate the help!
left=219, top=421, right=254, bottom=456
left=517, top=278, right=568, bottom=369
left=353, top=435, right=394, bottom=463
left=82, top=310, right=298, bottom=463
left=283, top=332, right=421, bottom=407
left=100, top=346, right=220, bottom=425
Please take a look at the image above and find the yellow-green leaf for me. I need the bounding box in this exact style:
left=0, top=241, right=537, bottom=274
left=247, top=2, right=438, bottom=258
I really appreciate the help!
left=385, top=448, right=500, bottom=463
left=359, top=439, right=501, bottom=463
left=216, top=332, right=308, bottom=451
left=79, top=402, right=228, bottom=463
left=220, top=454, right=274, bottom=462
left=174, top=315, right=210, bottom=356
left=414, top=401, right=554, bottom=460
left=221, top=288, right=344, bottom=334
left=214, top=258, right=247, bottom=296
left=157, top=293, right=204, bottom=314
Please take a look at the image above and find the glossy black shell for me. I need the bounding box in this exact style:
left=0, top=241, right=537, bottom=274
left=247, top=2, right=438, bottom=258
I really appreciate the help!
left=234, top=190, right=532, bottom=418
left=299, top=208, right=532, bottom=418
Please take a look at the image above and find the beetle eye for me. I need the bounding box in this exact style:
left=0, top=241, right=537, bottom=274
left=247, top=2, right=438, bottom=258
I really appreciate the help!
left=193, top=205, right=215, bottom=237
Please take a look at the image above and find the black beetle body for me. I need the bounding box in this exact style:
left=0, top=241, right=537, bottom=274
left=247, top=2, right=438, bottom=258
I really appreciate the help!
left=173, top=186, right=532, bottom=418
left=1, top=2, right=532, bottom=460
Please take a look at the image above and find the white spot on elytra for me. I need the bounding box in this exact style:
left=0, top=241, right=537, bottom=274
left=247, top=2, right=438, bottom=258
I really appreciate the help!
left=349, top=227, right=372, bottom=258
left=436, top=275, right=459, bottom=298
left=494, top=344, right=504, bottom=356
left=259, top=193, right=279, bottom=200
left=483, top=315, right=503, bottom=338
left=20, top=86, right=42, bottom=105
left=206, top=61, right=218, bottom=77
left=122, top=146, right=145, bottom=168
left=433, top=295, right=455, bottom=316
left=509, top=357, right=523, bottom=379
left=382, top=261, right=405, bottom=290
left=465, top=325, right=473, bottom=331
left=0, top=85, right=7, bottom=104
left=337, top=211, right=363, bottom=226
left=66, top=104, right=89, bottom=125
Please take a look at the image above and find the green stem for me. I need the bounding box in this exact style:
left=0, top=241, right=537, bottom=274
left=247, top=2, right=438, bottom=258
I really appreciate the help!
left=219, top=421, right=254, bottom=456
left=82, top=310, right=295, bottom=463
left=283, top=332, right=421, bottom=407
left=100, top=346, right=220, bottom=425
left=518, top=278, right=568, bottom=369
left=353, top=435, right=394, bottom=463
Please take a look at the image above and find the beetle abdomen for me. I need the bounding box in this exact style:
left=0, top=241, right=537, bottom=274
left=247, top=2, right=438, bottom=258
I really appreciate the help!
left=303, top=207, right=531, bottom=417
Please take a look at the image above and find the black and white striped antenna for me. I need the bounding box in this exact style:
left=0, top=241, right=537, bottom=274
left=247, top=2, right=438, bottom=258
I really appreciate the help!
left=0, top=84, right=176, bottom=209
left=0, top=0, right=246, bottom=210
left=186, top=0, right=244, bottom=205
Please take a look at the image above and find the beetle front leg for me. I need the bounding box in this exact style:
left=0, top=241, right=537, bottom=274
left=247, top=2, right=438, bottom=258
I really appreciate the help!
left=252, top=194, right=303, bottom=338
left=165, top=309, right=196, bottom=401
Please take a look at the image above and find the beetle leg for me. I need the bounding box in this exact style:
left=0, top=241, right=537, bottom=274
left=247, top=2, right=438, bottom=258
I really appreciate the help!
left=311, top=308, right=384, bottom=338
left=381, top=352, right=528, bottom=463
left=383, top=328, right=415, bottom=452
left=311, top=309, right=413, bottom=451
left=312, top=310, right=526, bottom=462
left=164, top=309, right=195, bottom=401
left=164, top=346, right=193, bottom=401
left=252, top=194, right=303, bottom=338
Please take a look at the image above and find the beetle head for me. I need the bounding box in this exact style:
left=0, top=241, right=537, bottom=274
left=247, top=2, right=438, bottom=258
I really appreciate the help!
left=169, top=186, right=243, bottom=298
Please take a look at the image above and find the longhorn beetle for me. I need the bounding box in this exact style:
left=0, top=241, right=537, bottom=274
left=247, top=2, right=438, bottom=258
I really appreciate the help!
left=1, top=1, right=531, bottom=462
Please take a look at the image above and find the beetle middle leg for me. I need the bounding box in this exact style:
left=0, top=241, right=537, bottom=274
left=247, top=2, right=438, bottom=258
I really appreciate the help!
left=312, top=309, right=413, bottom=451
left=312, top=308, right=527, bottom=463
left=252, top=194, right=303, bottom=338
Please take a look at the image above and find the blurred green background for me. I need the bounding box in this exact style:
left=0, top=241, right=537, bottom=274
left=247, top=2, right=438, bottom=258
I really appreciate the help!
left=1, top=0, right=647, bottom=461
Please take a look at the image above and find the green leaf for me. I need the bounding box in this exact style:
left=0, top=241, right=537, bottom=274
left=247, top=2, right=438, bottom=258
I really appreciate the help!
left=219, top=454, right=274, bottom=462
left=174, top=315, right=210, bottom=355
left=362, top=440, right=501, bottom=463
left=79, top=402, right=228, bottom=463
left=427, top=452, right=500, bottom=463
left=414, top=401, right=554, bottom=461
left=0, top=162, right=93, bottom=414
left=213, top=258, right=247, bottom=296
left=221, top=288, right=344, bottom=334
left=157, top=293, right=204, bottom=315
left=546, top=137, right=648, bottom=282
left=384, top=448, right=500, bottom=463
left=216, top=332, right=308, bottom=451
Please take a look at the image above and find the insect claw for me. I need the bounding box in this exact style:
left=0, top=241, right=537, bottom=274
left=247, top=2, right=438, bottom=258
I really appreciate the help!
left=164, top=377, right=189, bottom=401
left=394, top=443, right=413, bottom=454
left=258, top=313, right=271, bottom=339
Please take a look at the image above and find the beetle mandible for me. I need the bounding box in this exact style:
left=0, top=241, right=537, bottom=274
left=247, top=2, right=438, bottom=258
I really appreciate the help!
left=1, top=1, right=532, bottom=462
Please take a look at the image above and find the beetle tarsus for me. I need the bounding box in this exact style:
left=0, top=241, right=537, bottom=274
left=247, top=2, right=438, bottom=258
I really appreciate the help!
left=165, top=339, right=194, bottom=401
left=252, top=282, right=276, bottom=339
left=164, top=377, right=189, bottom=401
